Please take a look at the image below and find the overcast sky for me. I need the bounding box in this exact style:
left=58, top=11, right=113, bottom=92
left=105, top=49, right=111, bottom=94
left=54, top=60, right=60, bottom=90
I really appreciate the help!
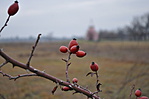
left=0, top=0, right=149, bottom=38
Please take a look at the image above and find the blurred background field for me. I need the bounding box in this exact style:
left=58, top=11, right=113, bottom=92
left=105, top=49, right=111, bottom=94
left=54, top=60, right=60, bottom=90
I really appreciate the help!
left=0, top=40, right=149, bottom=99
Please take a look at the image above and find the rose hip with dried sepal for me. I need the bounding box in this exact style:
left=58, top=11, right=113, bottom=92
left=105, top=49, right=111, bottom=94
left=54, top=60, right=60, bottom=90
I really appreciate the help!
left=70, top=45, right=79, bottom=54
left=135, top=89, right=142, bottom=97
left=8, top=1, right=19, bottom=16
left=68, top=38, right=78, bottom=50
left=90, top=62, right=99, bottom=72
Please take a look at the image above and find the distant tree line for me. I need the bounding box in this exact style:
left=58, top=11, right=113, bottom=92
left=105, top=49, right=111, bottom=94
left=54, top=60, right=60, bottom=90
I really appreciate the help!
left=99, top=13, right=149, bottom=41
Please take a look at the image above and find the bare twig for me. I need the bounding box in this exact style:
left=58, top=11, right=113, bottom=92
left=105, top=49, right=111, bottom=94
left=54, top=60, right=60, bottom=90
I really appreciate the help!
left=95, top=71, right=99, bottom=87
left=0, top=71, right=37, bottom=81
left=26, top=34, right=41, bottom=67
left=0, top=16, right=11, bottom=35
left=129, top=84, right=135, bottom=99
left=95, top=71, right=102, bottom=97
left=0, top=61, right=8, bottom=68
left=62, top=52, right=72, bottom=83
left=0, top=49, right=100, bottom=99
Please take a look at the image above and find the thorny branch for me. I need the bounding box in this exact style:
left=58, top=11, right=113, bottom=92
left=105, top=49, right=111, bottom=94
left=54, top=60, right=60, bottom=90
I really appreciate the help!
left=0, top=35, right=101, bottom=99
left=0, top=49, right=100, bottom=99
left=26, top=34, right=41, bottom=67
left=0, top=16, right=11, bottom=35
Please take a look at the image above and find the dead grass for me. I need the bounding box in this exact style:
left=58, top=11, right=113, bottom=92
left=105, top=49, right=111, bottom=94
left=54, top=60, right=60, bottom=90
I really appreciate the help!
left=0, top=41, right=149, bottom=99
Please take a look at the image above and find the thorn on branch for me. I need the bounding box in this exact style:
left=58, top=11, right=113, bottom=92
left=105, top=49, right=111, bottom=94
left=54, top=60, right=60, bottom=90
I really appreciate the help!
left=62, top=58, right=68, bottom=62
left=26, top=34, right=41, bottom=67
left=12, top=64, right=16, bottom=68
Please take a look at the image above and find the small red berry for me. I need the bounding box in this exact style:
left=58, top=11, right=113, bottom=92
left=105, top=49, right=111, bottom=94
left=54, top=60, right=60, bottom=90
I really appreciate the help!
left=59, top=46, right=68, bottom=53
left=90, top=62, right=99, bottom=71
left=68, top=38, right=78, bottom=50
left=8, top=1, right=19, bottom=16
left=76, top=50, right=86, bottom=57
left=135, top=89, right=142, bottom=97
left=62, top=86, right=70, bottom=91
left=70, top=45, right=79, bottom=53
left=139, top=96, right=149, bottom=99
left=72, top=78, right=78, bottom=83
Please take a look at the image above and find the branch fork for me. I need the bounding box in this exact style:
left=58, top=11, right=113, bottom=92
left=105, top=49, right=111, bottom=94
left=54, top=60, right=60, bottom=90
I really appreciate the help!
left=0, top=34, right=101, bottom=99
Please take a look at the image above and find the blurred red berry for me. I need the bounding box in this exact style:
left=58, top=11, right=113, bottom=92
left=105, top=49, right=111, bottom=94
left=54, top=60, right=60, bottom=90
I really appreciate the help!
left=76, top=50, right=86, bottom=58
left=139, top=96, right=149, bottom=99
left=70, top=45, right=79, bottom=53
left=90, top=62, right=99, bottom=71
left=8, top=1, right=19, bottom=16
left=68, top=38, right=78, bottom=50
left=135, top=89, right=142, bottom=97
left=72, top=78, right=78, bottom=83
left=59, top=46, right=68, bottom=53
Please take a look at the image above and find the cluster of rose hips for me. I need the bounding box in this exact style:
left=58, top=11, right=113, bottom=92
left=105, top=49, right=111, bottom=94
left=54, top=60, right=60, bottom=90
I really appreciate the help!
left=59, top=38, right=86, bottom=58
left=135, top=89, right=148, bottom=99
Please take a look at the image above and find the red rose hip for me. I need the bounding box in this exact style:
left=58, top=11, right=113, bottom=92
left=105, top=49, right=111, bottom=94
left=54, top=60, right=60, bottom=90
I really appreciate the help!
left=90, top=62, right=99, bottom=71
left=70, top=45, right=79, bottom=53
left=59, top=46, right=68, bottom=53
left=68, top=38, right=78, bottom=50
left=72, top=78, right=78, bottom=83
left=62, top=86, right=70, bottom=91
left=135, top=89, right=142, bottom=97
left=8, top=1, right=19, bottom=16
left=139, top=96, right=149, bottom=99
left=76, top=50, right=86, bottom=57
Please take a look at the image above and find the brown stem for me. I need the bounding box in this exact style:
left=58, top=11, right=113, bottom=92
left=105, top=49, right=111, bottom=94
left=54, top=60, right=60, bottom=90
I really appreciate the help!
left=0, top=16, right=11, bottom=35
left=95, top=71, right=99, bottom=86
left=65, top=52, right=71, bottom=83
left=26, top=34, right=41, bottom=67
left=0, top=49, right=100, bottom=99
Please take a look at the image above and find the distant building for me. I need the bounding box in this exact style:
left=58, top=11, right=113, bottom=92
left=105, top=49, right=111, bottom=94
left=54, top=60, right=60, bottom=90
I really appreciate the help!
left=86, top=25, right=99, bottom=41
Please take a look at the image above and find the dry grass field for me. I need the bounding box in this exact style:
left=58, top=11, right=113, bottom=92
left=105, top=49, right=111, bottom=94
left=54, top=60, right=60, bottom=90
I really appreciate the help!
left=0, top=40, right=149, bottom=99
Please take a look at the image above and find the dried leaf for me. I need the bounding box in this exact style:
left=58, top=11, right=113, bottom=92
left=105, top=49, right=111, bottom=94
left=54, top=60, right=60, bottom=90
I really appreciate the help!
left=86, top=72, right=94, bottom=77
left=96, top=83, right=102, bottom=92
left=51, top=85, right=58, bottom=95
